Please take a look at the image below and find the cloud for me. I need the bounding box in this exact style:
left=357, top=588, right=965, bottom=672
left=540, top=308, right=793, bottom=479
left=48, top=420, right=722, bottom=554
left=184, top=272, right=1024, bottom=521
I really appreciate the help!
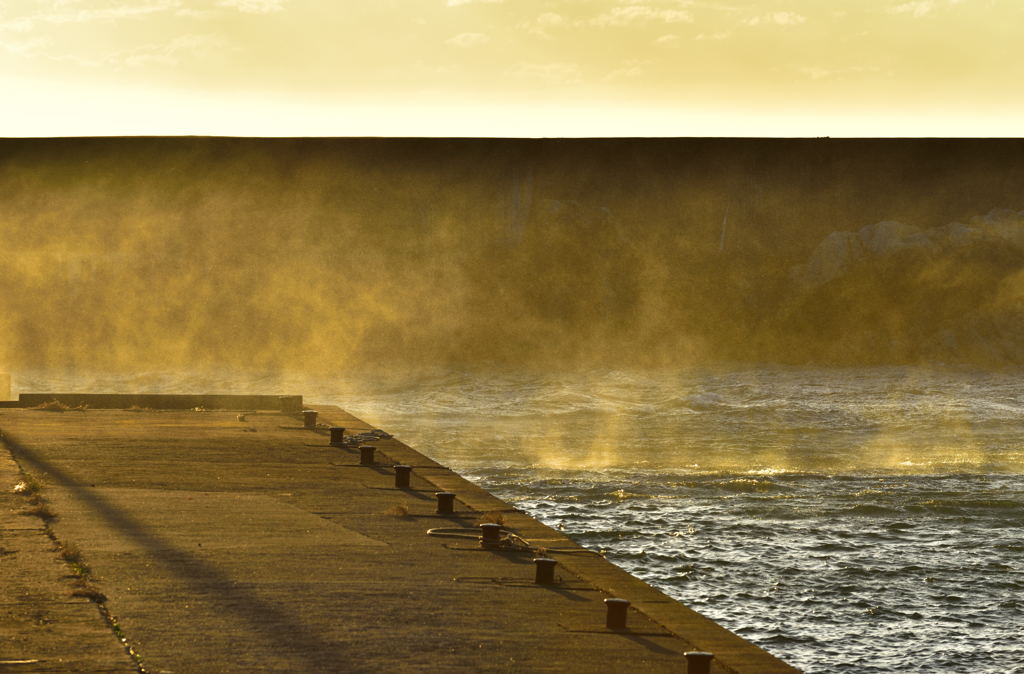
left=603, top=59, right=652, bottom=83
left=590, top=5, right=693, bottom=27
left=692, top=1, right=742, bottom=10
left=1, top=0, right=182, bottom=31
left=654, top=33, right=681, bottom=47
left=889, top=0, right=935, bottom=17
left=695, top=30, right=731, bottom=40
left=745, top=11, right=806, bottom=26
left=522, top=11, right=567, bottom=38
left=797, top=65, right=883, bottom=80
left=447, top=0, right=503, bottom=6
left=216, top=0, right=286, bottom=13
left=0, top=17, right=36, bottom=33
left=445, top=32, right=489, bottom=47
left=798, top=66, right=830, bottom=80
left=124, top=33, right=225, bottom=66
left=49, top=32, right=226, bottom=68
left=1, top=36, right=51, bottom=57
left=889, top=0, right=968, bottom=16
left=175, top=8, right=222, bottom=19
left=537, top=12, right=566, bottom=27
left=774, top=11, right=806, bottom=24
left=510, top=62, right=584, bottom=86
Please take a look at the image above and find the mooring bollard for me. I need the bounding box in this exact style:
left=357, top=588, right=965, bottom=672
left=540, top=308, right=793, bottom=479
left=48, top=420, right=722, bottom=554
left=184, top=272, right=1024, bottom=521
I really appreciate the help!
left=359, top=445, right=376, bottom=466
left=278, top=395, right=302, bottom=414
left=604, top=598, right=630, bottom=629
left=684, top=651, right=714, bottom=674
left=329, top=427, right=345, bottom=446
left=302, top=409, right=318, bottom=428
left=533, top=557, right=557, bottom=585
left=479, top=522, right=503, bottom=547
left=394, top=464, right=412, bottom=488
left=435, top=492, right=455, bottom=514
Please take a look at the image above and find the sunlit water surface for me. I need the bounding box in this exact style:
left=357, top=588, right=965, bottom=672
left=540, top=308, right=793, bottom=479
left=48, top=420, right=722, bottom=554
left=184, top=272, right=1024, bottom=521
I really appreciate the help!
left=13, top=367, right=1024, bottom=673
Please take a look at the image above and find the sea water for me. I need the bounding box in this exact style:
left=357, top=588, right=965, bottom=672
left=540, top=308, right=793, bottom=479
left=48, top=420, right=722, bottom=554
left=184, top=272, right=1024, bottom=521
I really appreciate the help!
left=12, top=367, right=1024, bottom=672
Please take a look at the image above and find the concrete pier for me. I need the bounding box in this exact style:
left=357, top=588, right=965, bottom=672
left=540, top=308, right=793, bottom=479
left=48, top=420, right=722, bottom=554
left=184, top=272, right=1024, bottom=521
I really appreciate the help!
left=0, top=394, right=797, bottom=672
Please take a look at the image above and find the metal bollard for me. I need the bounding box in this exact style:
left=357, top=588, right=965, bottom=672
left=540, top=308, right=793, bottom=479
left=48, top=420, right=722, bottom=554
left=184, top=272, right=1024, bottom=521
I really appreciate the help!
left=394, top=464, right=412, bottom=488
left=435, top=492, right=455, bottom=514
left=479, top=523, right=503, bottom=547
left=329, top=427, right=345, bottom=446
left=533, top=557, right=557, bottom=585
left=684, top=652, right=714, bottom=674
left=359, top=445, right=376, bottom=466
left=302, top=409, right=318, bottom=428
left=604, top=598, right=630, bottom=629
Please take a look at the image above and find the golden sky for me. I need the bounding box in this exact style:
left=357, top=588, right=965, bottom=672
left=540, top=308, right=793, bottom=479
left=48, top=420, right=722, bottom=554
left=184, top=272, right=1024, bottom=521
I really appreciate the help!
left=0, top=0, right=1019, bottom=136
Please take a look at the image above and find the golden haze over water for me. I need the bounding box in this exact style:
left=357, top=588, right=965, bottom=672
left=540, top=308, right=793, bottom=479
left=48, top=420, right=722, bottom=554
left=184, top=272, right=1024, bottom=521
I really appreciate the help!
left=1, top=137, right=1022, bottom=375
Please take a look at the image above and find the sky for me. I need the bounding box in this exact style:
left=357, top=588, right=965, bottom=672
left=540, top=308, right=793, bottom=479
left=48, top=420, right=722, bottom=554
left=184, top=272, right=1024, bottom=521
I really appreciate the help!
left=0, top=0, right=1020, bottom=136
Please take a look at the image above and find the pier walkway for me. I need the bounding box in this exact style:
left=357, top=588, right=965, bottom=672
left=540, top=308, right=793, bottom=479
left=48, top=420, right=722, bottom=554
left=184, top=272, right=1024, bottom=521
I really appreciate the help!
left=1, top=394, right=797, bottom=672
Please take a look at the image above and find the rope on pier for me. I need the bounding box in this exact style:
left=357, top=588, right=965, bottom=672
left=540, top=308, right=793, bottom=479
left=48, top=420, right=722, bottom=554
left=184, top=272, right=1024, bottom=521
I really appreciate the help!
left=425, top=527, right=603, bottom=556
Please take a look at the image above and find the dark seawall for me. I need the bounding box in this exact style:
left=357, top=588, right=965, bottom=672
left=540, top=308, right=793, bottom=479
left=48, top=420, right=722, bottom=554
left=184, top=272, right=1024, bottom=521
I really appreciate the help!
left=2, top=137, right=1022, bottom=370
